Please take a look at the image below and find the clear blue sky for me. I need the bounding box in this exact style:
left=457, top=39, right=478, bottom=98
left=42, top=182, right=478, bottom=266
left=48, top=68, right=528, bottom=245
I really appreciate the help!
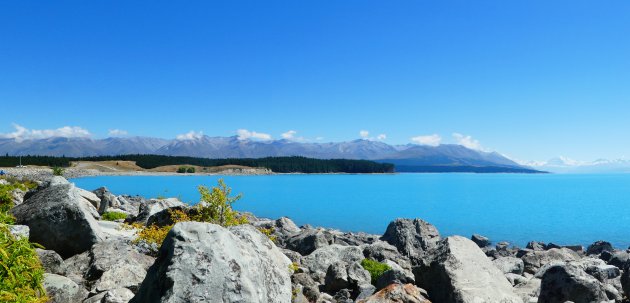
left=1, top=1, right=629, bottom=161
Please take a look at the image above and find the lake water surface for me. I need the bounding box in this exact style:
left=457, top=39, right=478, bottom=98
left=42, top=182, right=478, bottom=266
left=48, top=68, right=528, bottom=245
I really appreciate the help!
left=71, top=174, right=630, bottom=248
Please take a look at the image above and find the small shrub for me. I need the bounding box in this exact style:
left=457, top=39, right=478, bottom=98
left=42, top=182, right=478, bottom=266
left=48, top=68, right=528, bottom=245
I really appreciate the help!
left=186, top=167, right=195, bottom=173
left=360, top=259, right=391, bottom=285
left=133, top=180, right=248, bottom=253
left=258, top=226, right=277, bottom=243
left=192, top=179, right=248, bottom=227
left=101, top=212, right=128, bottom=221
left=289, top=262, right=299, bottom=273
left=176, top=167, right=187, bottom=173
left=51, top=167, right=64, bottom=176
left=0, top=224, right=48, bottom=303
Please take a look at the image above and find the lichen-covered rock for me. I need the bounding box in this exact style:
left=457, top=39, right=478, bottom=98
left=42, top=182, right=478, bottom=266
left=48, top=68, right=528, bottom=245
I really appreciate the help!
left=11, top=183, right=104, bottom=258
left=381, top=218, right=440, bottom=258
left=414, top=236, right=522, bottom=303
left=130, top=222, right=292, bottom=303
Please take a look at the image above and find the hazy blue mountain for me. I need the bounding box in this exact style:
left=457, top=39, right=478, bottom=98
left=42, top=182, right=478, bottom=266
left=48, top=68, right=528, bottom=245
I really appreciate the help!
left=529, top=157, right=630, bottom=173
left=0, top=135, right=539, bottom=172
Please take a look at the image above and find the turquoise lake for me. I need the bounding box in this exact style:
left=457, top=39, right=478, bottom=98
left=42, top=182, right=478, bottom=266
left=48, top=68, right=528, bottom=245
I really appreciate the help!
left=71, top=174, right=630, bottom=248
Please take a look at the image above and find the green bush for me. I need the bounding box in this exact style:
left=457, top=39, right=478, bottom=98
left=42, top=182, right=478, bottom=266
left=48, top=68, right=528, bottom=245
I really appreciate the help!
left=51, top=167, right=64, bottom=176
left=101, top=212, right=128, bottom=221
left=176, top=166, right=187, bottom=173
left=132, top=179, right=248, bottom=255
left=186, top=167, right=195, bottom=173
left=0, top=225, right=48, bottom=302
left=360, top=259, right=391, bottom=285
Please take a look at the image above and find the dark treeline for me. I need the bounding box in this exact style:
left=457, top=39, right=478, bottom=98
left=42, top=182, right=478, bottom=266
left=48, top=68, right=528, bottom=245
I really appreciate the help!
left=0, top=154, right=395, bottom=173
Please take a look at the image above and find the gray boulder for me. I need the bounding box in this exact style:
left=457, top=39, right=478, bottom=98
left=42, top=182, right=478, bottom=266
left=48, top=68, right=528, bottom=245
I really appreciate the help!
left=286, top=228, right=334, bottom=255
left=471, top=234, right=490, bottom=247
left=292, top=272, right=321, bottom=302
left=493, top=256, right=525, bottom=275
left=513, top=278, right=541, bottom=302
left=362, top=241, right=412, bottom=272
left=131, top=198, right=185, bottom=225
left=414, top=236, right=522, bottom=303
left=381, top=218, right=440, bottom=258
left=538, top=263, right=610, bottom=303
left=357, top=283, right=431, bottom=303
left=131, top=222, right=292, bottom=303
left=375, top=268, right=415, bottom=290
left=521, top=248, right=580, bottom=274
left=43, top=273, right=89, bottom=303
left=608, top=250, right=629, bottom=268
left=83, top=288, right=135, bottom=303
left=526, top=241, right=546, bottom=251
left=36, top=248, right=65, bottom=275
left=586, top=240, right=613, bottom=255
left=87, top=240, right=155, bottom=293
left=302, top=244, right=365, bottom=283
left=10, top=183, right=104, bottom=258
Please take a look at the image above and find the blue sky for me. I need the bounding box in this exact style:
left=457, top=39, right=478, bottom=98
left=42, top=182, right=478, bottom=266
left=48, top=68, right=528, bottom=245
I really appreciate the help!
left=1, top=1, right=629, bottom=162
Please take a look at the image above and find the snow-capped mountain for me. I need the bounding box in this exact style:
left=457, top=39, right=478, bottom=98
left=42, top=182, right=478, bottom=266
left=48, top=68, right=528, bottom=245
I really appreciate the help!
left=0, top=135, right=541, bottom=172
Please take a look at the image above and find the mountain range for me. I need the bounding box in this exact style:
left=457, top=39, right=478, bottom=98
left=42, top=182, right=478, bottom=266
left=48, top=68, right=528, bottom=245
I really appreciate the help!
left=525, top=157, right=630, bottom=173
left=0, top=136, right=542, bottom=173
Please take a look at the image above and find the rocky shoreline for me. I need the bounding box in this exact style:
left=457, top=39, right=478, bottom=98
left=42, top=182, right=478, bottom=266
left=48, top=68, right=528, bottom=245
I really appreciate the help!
left=2, top=176, right=630, bottom=302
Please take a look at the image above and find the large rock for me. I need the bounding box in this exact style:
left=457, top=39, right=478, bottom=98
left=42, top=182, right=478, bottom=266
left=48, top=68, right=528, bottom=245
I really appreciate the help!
left=130, top=222, right=292, bottom=303
left=10, top=183, right=104, bottom=258
left=357, top=283, right=431, bottom=303
left=538, top=263, right=610, bottom=303
left=414, top=236, right=522, bottom=303
left=381, top=218, right=440, bottom=258
left=43, top=273, right=89, bottom=303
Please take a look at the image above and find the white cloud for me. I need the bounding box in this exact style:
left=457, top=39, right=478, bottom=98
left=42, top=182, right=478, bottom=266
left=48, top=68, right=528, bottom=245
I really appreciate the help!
left=358, top=130, right=386, bottom=141
left=0, top=124, right=91, bottom=142
left=411, top=134, right=442, bottom=146
left=452, top=133, right=483, bottom=150
left=281, top=130, right=297, bottom=140
left=176, top=130, right=204, bottom=140
left=237, top=129, right=272, bottom=141
left=315, top=136, right=324, bottom=141
left=108, top=129, right=128, bottom=137
left=281, top=130, right=307, bottom=142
